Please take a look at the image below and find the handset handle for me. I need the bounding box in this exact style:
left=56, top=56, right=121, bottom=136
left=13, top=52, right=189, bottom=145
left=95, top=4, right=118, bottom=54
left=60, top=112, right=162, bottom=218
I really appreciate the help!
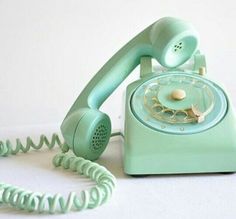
left=67, top=25, right=153, bottom=115
left=66, top=17, right=198, bottom=116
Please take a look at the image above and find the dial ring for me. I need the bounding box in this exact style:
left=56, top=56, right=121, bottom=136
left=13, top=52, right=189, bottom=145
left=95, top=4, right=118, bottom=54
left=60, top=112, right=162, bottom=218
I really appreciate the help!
left=131, top=72, right=227, bottom=134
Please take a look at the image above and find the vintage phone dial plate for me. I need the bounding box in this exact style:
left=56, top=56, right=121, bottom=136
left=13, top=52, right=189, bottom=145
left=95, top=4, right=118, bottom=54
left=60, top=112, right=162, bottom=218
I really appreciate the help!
left=131, top=72, right=227, bottom=134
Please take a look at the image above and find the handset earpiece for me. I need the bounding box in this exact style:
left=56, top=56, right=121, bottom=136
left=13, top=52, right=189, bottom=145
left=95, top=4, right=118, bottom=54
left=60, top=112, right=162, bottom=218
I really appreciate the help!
left=61, top=17, right=199, bottom=160
left=150, top=17, right=198, bottom=68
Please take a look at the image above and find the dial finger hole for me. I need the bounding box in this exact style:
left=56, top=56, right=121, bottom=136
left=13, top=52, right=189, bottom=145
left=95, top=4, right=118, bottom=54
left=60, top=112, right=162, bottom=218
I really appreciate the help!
left=163, top=109, right=175, bottom=118
left=146, top=85, right=157, bottom=91
left=152, top=104, right=163, bottom=113
left=194, top=81, right=205, bottom=88
left=158, top=78, right=171, bottom=85
left=175, top=110, right=188, bottom=121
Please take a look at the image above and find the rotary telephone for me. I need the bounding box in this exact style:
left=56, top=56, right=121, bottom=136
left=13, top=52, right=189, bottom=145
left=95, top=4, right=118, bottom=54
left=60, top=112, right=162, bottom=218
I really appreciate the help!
left=1, top=17, right=236, bottom=214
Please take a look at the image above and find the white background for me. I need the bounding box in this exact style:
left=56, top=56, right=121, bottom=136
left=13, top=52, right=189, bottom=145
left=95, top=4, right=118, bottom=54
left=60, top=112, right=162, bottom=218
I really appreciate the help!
left=0, top=0, right=236, bottom=218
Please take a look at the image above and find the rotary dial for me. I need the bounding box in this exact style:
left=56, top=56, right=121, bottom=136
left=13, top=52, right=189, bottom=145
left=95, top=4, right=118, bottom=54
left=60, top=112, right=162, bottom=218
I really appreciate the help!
left=131, top=73, right=227, bottom=134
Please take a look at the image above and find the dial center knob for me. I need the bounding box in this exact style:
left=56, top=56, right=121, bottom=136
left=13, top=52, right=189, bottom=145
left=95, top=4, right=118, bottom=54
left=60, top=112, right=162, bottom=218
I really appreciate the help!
left=171, top=89, right=186, bottom=100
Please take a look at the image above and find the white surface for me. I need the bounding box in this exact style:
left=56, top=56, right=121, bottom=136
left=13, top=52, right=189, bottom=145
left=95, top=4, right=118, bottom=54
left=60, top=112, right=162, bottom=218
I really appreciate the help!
left=0, top=0, right=236, bottom=218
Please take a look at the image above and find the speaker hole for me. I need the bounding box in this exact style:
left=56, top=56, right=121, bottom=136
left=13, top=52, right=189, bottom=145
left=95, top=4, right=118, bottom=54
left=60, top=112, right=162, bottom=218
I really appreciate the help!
left=91, top=124, right=109, bottom=151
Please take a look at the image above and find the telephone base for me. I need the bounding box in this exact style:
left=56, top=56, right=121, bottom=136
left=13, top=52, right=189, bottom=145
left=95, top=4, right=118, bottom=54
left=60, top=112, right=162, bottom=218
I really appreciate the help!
left=123, top=79, right=236, bottom=175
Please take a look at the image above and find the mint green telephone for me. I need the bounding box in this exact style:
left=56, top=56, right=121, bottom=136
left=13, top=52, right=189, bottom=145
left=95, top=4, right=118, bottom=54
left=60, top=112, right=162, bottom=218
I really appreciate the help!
left=1, top=17, right=236, bottom=214
left=61, top=17, right=199, bottom=160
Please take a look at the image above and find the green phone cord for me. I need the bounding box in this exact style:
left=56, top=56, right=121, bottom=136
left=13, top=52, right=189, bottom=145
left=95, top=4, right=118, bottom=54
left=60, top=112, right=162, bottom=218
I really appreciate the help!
left=0, top=132, right=121, bottom=214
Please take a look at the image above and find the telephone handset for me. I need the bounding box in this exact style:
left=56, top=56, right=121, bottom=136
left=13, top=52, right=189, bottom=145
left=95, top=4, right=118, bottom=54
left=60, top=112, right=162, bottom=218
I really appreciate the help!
left=61, top=17, right=199, bottom=161
left=1, top=17, right=236, bottom=213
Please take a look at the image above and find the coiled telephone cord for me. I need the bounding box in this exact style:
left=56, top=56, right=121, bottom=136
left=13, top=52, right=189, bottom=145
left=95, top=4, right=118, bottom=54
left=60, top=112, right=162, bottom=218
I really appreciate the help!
left=0, top=132, right=121, bottom=213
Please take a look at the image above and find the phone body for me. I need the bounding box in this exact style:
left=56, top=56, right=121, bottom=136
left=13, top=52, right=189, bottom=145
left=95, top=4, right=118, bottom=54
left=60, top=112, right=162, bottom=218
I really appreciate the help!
left=123, top=57, right=236, bottom=175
